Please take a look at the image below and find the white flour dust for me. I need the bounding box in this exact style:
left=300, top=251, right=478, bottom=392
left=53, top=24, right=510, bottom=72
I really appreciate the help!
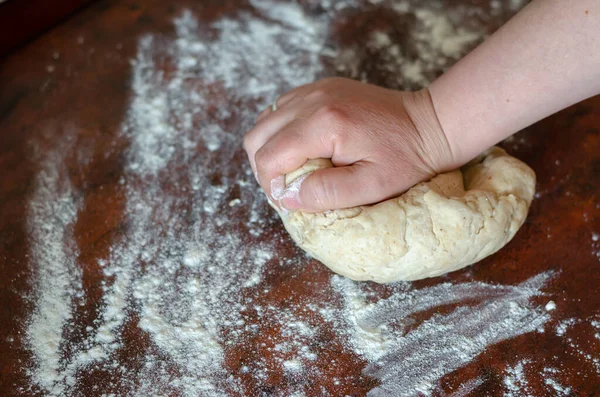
left=22, top=0, right=590, bottom=396
left=332, top=273, right=552, bottom=396
left=592, top=230, right=600, bottom=261
left=554, top=316, right=600, bottom=376
left=448, top=378, right=485, bottom=397
left=334, top=2, right=484, bottom=89
left=542, top=367, right=572, bottom=396
left=26, top=144, right=82, bottom=396
left=504, top=361, right=574, bottom=397
left=503, top=359, right=532, bottom=397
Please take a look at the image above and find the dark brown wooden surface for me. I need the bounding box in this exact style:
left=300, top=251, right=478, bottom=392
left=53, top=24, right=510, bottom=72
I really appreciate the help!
left=0, top=0, right=95, bottom=56
left=1, top=0, right=600, bottom=396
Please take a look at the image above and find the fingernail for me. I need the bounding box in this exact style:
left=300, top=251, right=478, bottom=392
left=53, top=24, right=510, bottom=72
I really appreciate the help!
left=280, top=195, right=302, bottom=210
left=277, top=173, right=308, bottom=211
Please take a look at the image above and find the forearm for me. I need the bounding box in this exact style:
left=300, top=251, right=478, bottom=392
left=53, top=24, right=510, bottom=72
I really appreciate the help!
left=429, top=0, right=600, bottom=164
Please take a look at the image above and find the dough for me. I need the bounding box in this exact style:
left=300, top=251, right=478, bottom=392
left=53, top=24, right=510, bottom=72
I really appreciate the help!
left=274, top=147, right=536, bottom=283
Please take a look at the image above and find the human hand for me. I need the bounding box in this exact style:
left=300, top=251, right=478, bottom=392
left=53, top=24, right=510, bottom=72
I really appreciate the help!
left=243, top=77, right=457, bottom=212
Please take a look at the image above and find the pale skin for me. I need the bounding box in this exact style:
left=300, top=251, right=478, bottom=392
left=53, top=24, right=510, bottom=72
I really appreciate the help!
left=244, top=0, right=600, bottom=213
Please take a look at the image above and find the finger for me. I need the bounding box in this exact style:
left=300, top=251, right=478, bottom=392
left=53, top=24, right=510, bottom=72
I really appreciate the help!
left=256, top=105, right=273, bottom=123
left=278, top=79, right=330, bottom=106
left=247, top=92, right=332, bottom=181
left=254, top=120, right=335, bottom=199
left=244, top=107, right=303, bottom=175
left=277, top=79, right=335, bottom=110
left=256, top=84, right=315, bottom=123
left=276, top=84, right=311, bottom=108
left=249, top=83, right=326, bottom=161
left=280, top=163, right=399, bottom=212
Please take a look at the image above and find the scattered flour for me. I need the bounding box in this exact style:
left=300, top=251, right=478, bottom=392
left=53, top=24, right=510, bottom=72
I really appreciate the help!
left=26, top=144, right=82, bottom=396
left=332, top=273, right=552, bottom=396
left=554, top=317, right=600, bottom=376
left=592, top=232, right=600, bottom=261
left=505, top=364, right=573, bottom=397
left=556, top=318, right=577, bottom=337
left=446, top=377, right=485, bottom=397
left=591, top=318, right=600, bottom=339
left=543, top=368, right=572, bottom=397
left=23, top=0, right=590, bottom=396
left=336, top=1, right=485, bottom=89
left=504, top=359, right=533, bottom=397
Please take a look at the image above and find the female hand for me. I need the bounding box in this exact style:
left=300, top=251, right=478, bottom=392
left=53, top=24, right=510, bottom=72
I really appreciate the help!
left=245, top=0, right=600, bottom=214
left=243, top=77, right=458, bottom=212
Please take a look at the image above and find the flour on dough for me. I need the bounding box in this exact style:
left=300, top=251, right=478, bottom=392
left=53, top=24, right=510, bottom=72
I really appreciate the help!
left=273, top=147, right=536, bottom=283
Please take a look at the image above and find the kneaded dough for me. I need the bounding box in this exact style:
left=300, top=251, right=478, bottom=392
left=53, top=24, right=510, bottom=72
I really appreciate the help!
left=274, top=147, right=536, bottom=283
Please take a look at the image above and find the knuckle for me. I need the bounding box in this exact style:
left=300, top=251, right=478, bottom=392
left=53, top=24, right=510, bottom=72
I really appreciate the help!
left=320, top=76, right=342, bottom=86
left=306, top=88, right=328, bottom=102
left=254, top=145, right=271, bottom=172
left=314, top=104, right=347, bottom=125
left=312, top=104, right=348, bottom=145
left=307, top=77, right=344, bottom=101
left=242, top=134, right=253, bottom=152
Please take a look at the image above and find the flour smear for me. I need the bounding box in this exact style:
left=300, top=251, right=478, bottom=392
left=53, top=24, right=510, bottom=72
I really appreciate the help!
left=22, top=0, right=587, bottom=396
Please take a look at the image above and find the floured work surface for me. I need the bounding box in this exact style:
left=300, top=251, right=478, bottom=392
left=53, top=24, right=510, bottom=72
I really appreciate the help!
left=1, top=0, right=599, bottom=396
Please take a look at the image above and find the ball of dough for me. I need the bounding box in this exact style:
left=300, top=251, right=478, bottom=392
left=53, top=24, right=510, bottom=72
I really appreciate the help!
left=274, top=147, right=536, bottom=283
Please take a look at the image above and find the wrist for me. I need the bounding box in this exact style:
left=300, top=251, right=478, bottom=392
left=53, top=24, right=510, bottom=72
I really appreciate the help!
left=402, top=88, right=460, bottom=174
left=428, top=75, right=493, bottom=168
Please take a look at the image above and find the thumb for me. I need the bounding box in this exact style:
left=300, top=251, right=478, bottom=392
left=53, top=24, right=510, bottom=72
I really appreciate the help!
left=280, top=163, right=397, bottom=212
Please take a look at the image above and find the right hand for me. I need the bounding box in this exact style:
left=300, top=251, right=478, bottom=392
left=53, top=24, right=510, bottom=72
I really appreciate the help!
left=243, top=78, right=459, bottom=213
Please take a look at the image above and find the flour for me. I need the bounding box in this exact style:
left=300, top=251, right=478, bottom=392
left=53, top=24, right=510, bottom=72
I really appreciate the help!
left=543, top=367, right=572, bottom=396
left=413, top=9, right=481, bottom=59
left=592, top=231, right=600, bottom=260
left=23, top=0, right=583, bottom=396
left=332, top=273, right=552, bottom=396
left=447, top=378, right=485, bottom=397
left=505, top=364, right=573, bottom=396
left=504, top=359, right=532, bottom=397
left=592, top=319, right=600, bottom=339
left=338, top=1, right=485, bottom=89
left=26, top=144, right=81, bottom=396
left=556, top=318, right=577, bottom=336
left=553, top=317, right=600, bottom=377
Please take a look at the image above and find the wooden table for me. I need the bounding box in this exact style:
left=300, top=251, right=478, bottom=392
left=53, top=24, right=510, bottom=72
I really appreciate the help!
left=1, top=0, right=599, bottom=395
